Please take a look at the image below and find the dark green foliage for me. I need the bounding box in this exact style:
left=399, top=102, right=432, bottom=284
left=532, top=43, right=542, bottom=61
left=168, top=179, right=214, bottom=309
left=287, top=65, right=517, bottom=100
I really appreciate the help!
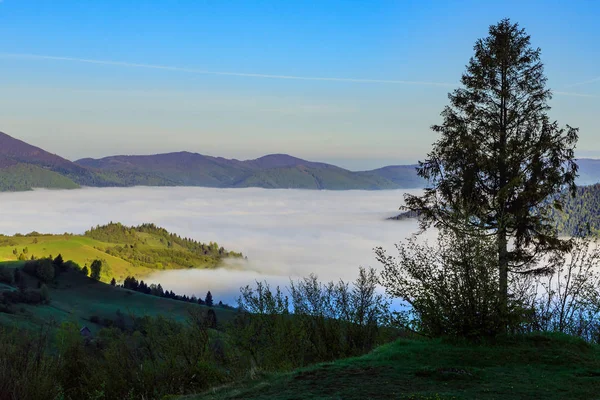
left=0, top=313, right=227, bottom=400
left=234, top=268, right=392, bottom=371
left=40, top=284, right=50, bottom=304
left=377, top=229, right=524, bottom=338
left=0, top=268, right=14, bottom=285
left=2, top=288, right=46, bottom=305
left=81, top=266, right=89, bottom=277
left=24, top=258, right=55, bottom=283
left=53, top=254, right=64, bottom=270
left=404, top=19, right=578, bottom=319
left=63, top=260, right=81, bottom=271
left=90, top=259, right=102, bottom=281
left=110, top=277, right=116, bottom=286
left=550, top=184, right=600, bottom=236
left=0, top=326, right=61, bottom=400
left=206, top=309, right=218, bottom=329
left=205, top=291, right=214, bottom=307
left=121, top=275, right=224, bottom=308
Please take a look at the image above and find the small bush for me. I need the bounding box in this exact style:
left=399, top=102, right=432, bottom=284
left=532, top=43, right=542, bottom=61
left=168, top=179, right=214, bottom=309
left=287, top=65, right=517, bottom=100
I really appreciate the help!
left=63, top=260, right=81, bottom=271
left=40, top=284, right=50, bottom=304
left=0, top=268, right=14, bottom=285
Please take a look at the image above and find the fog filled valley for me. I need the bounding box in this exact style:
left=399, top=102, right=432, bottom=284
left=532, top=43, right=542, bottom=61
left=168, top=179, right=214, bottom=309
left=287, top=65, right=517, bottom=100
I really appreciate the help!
left=0, top=187, right=424, bottom=305
left=2, top=3, right=600, bottom=398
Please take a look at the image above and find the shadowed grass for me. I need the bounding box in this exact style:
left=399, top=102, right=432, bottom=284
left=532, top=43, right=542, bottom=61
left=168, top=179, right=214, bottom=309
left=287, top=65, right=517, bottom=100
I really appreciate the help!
left=182, top=333, right=600, bottom=400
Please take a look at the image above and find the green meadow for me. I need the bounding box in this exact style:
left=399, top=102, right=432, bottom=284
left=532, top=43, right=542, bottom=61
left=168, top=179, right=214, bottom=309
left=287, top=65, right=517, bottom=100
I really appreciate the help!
left=0, top=222, right=243, bottom=283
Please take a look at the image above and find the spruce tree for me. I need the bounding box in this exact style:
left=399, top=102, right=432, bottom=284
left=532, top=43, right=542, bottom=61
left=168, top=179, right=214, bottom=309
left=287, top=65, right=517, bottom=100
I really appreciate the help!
left=205, top=291, right=213, bottom=307
left=405, top=19, right=578, bottom=323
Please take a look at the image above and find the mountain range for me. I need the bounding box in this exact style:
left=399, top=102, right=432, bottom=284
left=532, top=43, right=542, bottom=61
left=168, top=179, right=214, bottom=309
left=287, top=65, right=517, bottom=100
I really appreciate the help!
left=1, top=131, right=599, bottom=191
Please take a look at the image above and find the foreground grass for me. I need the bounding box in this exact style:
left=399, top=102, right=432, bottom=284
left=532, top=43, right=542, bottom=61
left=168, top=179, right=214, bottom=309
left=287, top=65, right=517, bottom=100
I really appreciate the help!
left=184, top=333, right=600, bottom=400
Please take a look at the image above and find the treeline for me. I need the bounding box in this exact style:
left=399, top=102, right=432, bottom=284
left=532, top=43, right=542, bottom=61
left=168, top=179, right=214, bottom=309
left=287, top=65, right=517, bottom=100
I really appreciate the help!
left=120, top=275, right=223, bottom=308
left=0, top=268, right=395, bottom=400
left=0, top=255, right=97, bottom=310
left=85, top=222, right=243, bottom=258
left=102, top=245, right=224, bottom=271
left=550, top=183, right=600, bottom=236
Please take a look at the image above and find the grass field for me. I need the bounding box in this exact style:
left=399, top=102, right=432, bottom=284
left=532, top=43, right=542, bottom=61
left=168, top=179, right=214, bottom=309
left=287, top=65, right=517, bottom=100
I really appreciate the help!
left=0, top=223, right=242, bottom=282
left=0, top=235, right=147, bottom=281
left=184, top=334, right=600, bottom=400
left=0, top=262, right=237, bottom=333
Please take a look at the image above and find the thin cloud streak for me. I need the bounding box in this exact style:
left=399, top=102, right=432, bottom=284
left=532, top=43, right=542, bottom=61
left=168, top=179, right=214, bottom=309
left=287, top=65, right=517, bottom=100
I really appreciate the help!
left=0, top=52, right=457, bottom=87
left=2, top=53, right=595, bottom=98
left=564, top=76, right=600, bottom=88
left=554, top=91, right=599, bottom=98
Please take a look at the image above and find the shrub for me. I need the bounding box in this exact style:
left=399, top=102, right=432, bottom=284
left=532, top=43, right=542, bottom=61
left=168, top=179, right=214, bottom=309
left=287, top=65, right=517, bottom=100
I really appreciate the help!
left=23, top=290, right=44, bottom=305
left=40, top=284, right=50, bottom=304
left=35, top=259, right=55, bottom=283
left=0, top=268, right=14, bottom=285
left=23, top=258, right=55, bottom=283
left=377, top=228, right=508, bottom=339
left=63, top=260, right=81, bottom=271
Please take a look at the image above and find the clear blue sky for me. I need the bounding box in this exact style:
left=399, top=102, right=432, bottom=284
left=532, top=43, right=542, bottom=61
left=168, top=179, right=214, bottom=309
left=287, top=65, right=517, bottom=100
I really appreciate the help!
left=0, top=0, right=598, bottom=169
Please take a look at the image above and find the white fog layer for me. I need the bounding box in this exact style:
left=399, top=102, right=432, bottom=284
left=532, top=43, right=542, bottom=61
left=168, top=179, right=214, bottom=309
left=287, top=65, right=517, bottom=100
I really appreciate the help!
left=0, top=187, right=425, bottom=304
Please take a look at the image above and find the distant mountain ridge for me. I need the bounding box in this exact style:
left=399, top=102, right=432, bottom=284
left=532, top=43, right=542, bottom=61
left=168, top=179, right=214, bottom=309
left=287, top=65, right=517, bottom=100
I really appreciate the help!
left=75, top=151, right=421, bottom=190
left=1, top=130, right=599, bottom=192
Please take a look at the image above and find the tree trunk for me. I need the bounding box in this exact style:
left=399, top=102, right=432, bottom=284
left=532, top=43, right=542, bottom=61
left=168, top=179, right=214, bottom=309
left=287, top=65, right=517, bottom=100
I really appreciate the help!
left=498, top=228, right=508, bottom=330
left=498, top=36, right=509, bottom=332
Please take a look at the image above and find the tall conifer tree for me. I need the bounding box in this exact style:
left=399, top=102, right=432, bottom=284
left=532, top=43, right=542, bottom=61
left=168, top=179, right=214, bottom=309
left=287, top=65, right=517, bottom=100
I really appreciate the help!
left=405, top=19, right=578, bottom=321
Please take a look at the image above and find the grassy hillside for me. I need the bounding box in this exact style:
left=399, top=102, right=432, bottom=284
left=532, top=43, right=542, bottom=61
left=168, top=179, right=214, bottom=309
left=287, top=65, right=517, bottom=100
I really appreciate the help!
left=0, top=163, right=80, bottom=191
left=0, top=261, right=236, bottom=333
left=0, top=223, right=243, bottom=282
left=186, top=334, right=600, bottom=400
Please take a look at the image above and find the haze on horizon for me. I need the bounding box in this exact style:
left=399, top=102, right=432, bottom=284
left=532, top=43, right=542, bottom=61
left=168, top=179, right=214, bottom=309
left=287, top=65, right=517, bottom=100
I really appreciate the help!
left=0, top=0, right=598, bottom=170
left=0, top=187, right=426, bottom=305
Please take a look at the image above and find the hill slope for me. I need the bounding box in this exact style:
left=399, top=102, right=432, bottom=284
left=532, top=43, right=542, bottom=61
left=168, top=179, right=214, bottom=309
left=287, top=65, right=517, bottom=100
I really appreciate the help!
left=0, top=262, right=236, bottom=333
left=187, top=334, right=600, bottom=400
left=0, top=223, right=243, bottom=282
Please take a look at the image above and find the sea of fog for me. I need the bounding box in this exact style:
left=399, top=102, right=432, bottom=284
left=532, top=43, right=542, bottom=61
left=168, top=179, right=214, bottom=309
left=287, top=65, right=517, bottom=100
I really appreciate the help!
left=0, top=187, right=427, bottom=305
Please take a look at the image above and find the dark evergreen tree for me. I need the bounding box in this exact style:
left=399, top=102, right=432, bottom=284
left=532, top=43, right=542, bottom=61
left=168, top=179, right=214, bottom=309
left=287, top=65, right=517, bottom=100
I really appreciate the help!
left=110, top=277, right=116, bottom=286
left=205, top=309, right=217, bottom=329
left=90, top=260, right=103, bottom=281
left=205, top=291, right=213, bottom=307
left=404, top=19, right=578, bottom=323
left=53, top=254, right=64, bottom=269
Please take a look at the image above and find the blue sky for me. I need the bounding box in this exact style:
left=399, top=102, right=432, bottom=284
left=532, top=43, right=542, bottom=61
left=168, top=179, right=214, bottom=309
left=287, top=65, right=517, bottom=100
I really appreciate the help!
left=0, top=0, right=598, bottom=169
